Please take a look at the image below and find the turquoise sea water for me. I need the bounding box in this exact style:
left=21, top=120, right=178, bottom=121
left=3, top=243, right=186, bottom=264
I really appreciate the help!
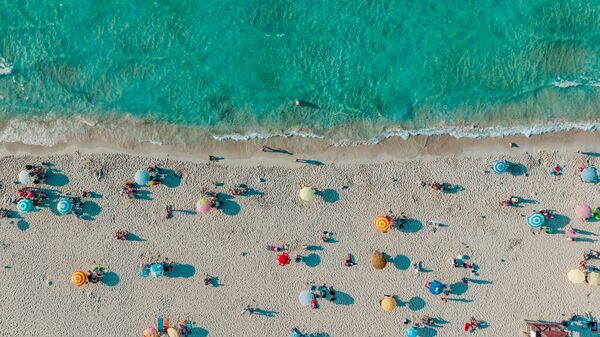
left=0, top=1, right=600, bottom=145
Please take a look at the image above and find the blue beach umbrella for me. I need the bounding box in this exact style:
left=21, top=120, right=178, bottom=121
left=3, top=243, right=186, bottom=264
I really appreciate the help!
left=405, top=327, right=418, bottom=337
left=492, top=160, right=508, bottom=174
left=289, top=329, right=302, bottom=337
left=134, top=169, right=150, bottom=186
left=298, top=290, right=313, bottom=306
left=527, top=212, right=545, bottom=228
left=150, top=263, right=164, bottom=278
left=56, top=198, right=73, bottom=215
left=581, top=167, right=598, bottom=183
left=17, top=198, right=33, bottom=214
left=138, top=264, right=150, bottom=278
left=428, top=280, right=446, bottom=295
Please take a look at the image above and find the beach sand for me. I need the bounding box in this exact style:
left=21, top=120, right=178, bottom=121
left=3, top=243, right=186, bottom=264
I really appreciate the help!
left=0, top=137, right=599, bottom=336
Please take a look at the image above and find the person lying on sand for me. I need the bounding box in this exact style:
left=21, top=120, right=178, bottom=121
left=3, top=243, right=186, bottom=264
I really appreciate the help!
left=230, top=184, right=249, bottom=196
left=114, top=230, right=128, bottom=240
left=203, top=274, right=212, bottom=287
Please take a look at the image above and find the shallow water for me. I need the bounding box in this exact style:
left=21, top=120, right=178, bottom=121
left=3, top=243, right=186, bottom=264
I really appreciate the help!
left=0, top=1, right=599, bottom=145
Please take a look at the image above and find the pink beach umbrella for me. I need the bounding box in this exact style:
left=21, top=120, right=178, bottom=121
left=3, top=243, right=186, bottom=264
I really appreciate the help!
left=196, top=197, right=212, bottom=214
left=575, top=204, right=592, bottom=220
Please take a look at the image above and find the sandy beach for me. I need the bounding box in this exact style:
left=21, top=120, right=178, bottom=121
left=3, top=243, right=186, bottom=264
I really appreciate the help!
left=1, top=136, right=600, bottom=336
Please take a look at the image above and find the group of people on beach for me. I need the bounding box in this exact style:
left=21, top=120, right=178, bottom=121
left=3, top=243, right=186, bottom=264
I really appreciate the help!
left=24, top=164, right=48, bottom=184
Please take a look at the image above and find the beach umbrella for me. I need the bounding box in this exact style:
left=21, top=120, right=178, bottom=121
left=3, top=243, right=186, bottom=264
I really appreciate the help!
left=380, top=295, right=396, bottom=312
left=150, top=263, right=165, bottom=278
left=575, top=204, right=592, bottom=220
left=167, top=328, right=179, bottom=337
left=138, top=264, right=150, bottom=278
left=70, top=271, right=87, bottom=287
left=299, top=186, right=315, bottom=201
left=581, top=167, right=598, bottom=183
left=18, top=170, right=30, bottom=185
left=428, top=280, right=446, bottom=295
left=567, top=269, right=586, bottom=284
left=405, top=327, right=418, bottom=337
left=527, top=212, right=545, bottom=228
left=588, top=272, right=600, bottom=286
left=56, top=197, right=73, bottom=215
left=374, top=216, right=391, bottom=233
left=492, top=160, right=508, bottom=174
left=195, top=197, right=212, bottom=215
left=134, top=169, right=150, bottom=186
left=17, top=198, right=33, bottom=214
left=298, top=290, right=313, bottom=306
left=144, top=328, right=159, bottom=337
left=289, top=331, right=302, bottom=337
left=276, top=252, right=291, bottom=266
left=371, top=251, right=387, bottom=269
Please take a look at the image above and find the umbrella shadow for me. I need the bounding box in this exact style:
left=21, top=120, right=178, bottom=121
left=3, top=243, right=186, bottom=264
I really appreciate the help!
left=334, top=291, right=354, bottom=305
left=190, top=327, right=209, bottom=337
left=305, top=245, right=323, bottom=251
left=80, top=201, right=101, bottom=221
left=419, top=327, right=438, bottom=337
left=303, top=253, right=321, bottom=267
left=408, top=296, right=426, bottom=311
left=167, top=263, right=196, bottom=278
left=548, top=214, right=570, bottom=230
left=392, top=254, right=411, bottom=270
left=444, top=184, right=464, bottom=194
left=101, top=271, right=120, bottom=287
left=45, top=168, right=69, bottom=187
left=253, top=308, right=278, bottom=317
left=296, top=159, right=325, bottom=166
left=157, top=168, right=181, bottom=188
left=478, top=320, right=490, bottom=330
left=17, top=219, right=29, bottom=231
left=402, top=219, right=423, bottom=233
left=219, top=194, right=240, bottom=216
left=316, top=189, right=339, bottom=203
left=37, top=188, right=61, bottom=209
left=509, top=163, right=528, bottom=176
left=450, top=282, right=469, bottom=295
left=126, top=232, right=145, bottom=242
left=211, top=276, right=224, bottom=287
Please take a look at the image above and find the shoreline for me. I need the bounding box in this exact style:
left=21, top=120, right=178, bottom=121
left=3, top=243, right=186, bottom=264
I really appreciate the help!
left=0, top=128, right=597, bottom=166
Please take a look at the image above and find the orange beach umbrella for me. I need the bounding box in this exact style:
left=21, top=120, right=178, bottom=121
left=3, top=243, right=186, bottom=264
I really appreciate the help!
left=70, top=270, right=87, bottom=287
left=374, top=216, right=391, bottom=233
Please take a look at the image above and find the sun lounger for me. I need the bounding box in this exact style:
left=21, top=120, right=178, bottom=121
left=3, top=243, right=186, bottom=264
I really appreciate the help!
left=156, top=317, right=163, bottom=332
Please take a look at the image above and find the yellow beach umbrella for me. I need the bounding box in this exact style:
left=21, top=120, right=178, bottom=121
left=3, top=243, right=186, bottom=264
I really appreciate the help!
left=70, top=270, right=87, bottom=287
left=167, top=327, right=180, bottom=337
left=371, top=251, right=387, bottom=270
left=567, top=269, right=586, bottom=284
left=299, top=186, right=315, bottom=201
left=588, top=271, right=600, bottom=285
left=374, top=216, right=391, bottom=233
left=381, top=295, right=396, bottom=312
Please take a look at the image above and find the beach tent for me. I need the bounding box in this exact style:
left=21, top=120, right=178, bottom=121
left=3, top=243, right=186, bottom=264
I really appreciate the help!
left=166, top=328, right=179, bottom=337
left=567, top=269, right=586, bottom=284
left=71, top=270, right=87, bottom=287
left=380, top=295, right=396, bottom=312
left=56, top=197, right=73, bottom=215
left=588, top=271, right=600, bottom=286
left=374, top=216, right=391, bottom=233
left=135, top=169, right=151, bottom=186
left=405, top=327, right=418, bottom=337
left=299, top=186, right=315, bottom=201
left=196, top=197, right=212, bottom=215
left=492, top=160, right=508, bottom=174
left=298, top=290, right=313, bottom=306
left=144, top=328, right=159, bottom=337
left=277, top=252, right=291, bottom=266
left=575, top=204, right=592, bottom=220
left=527, top=212, right=545, bottom=228
left=428, top=280, right=446, bottom=295
left=17, top=198, right=33, bottom=214
left=18, top=170, right=30, bottom=185
left=150, top=263, right=165, bottom=278
left=581, top=167, right=598, bottom=183
left=371, top=251, right=387, bottom=269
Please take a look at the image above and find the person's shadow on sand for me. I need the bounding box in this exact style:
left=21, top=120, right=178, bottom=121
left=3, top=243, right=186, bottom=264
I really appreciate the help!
left=190, top=327, right=209, bottom=337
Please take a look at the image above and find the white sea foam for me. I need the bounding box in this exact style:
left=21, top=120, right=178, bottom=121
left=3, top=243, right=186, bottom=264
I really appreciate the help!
left=0, top=58, right=12, bottom=76
left=212, top=130, right=324, bottom=141
left=551, top=77, right=600, bottom=89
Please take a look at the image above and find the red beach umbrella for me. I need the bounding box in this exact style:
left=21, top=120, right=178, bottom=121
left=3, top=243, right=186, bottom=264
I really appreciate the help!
left=276, top=252, right=291, bottom=266
left=575, top=204, right=592, bottom=220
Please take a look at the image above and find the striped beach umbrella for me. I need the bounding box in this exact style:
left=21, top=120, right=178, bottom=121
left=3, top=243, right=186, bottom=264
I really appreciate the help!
left=70, top=270, right=87, bottom=286
left=299, top=186, right=315, bottom=201
left=134, top=169, right=150, bottom=186
left=17, top=198, right=33, bottom=214
left=374, top=216, right=391, bottom=233
left=196, top=197, right=212, bottom=214
left=56, top=198, right=73, bottom=215
left=581, top=167, right=598, bottom=183
left=492, top=160, right=508, bottom=174
left=143, top=328, right=159, bottom=337
left=527, top=212, right=545, bottom=228
left=298, top=290, right=313, bottom=306
left=18, top=170, right=30, bottom=185
left=167, top=328, right=179, bottom=337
